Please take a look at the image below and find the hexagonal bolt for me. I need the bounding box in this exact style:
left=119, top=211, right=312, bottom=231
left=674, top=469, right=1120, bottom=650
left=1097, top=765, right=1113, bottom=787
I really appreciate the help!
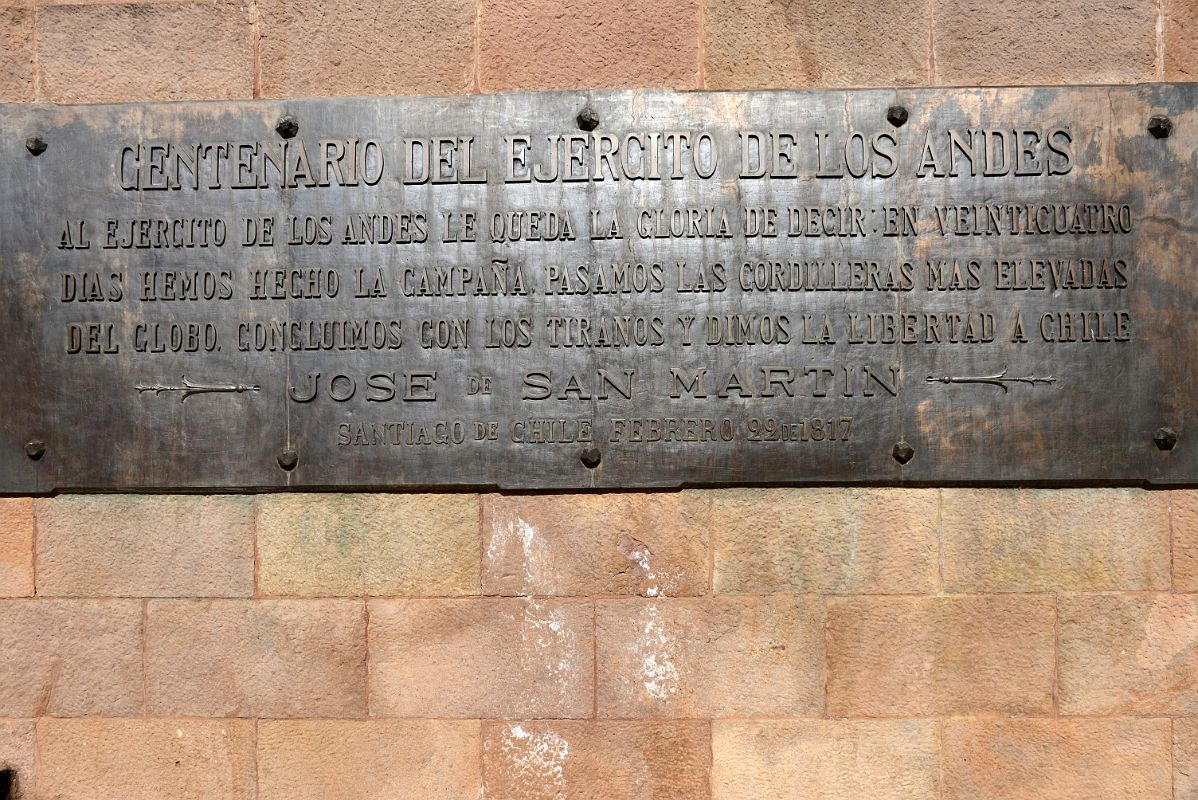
left=579, top=447, right=602, bottom=469
left=1153, top=426, right=1178, bottom=451
left=25, top=135, right=47, bottom=156
left=892, top=440, right=914, bottom=465
left=277, top=448, right=299, bottom=471
left=1148, top=115, right=1172, bottom=139
left=275, top=114, right=300, bottom=139
left=576, top=106, right=600, bottom=132
left=24, top=440, right=45, bottom=461
left=886, top=105, right=909, bottom=128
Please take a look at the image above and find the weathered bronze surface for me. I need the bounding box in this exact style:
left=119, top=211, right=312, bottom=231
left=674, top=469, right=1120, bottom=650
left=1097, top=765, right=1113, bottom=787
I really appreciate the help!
left=0, top=86, right=1195, bottom=491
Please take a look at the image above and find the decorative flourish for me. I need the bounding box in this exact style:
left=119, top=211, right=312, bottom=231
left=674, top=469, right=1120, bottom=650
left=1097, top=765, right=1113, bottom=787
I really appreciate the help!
left=925, top=367, right=1056, bottom=393
left=136, top=377, right=260, bottom=402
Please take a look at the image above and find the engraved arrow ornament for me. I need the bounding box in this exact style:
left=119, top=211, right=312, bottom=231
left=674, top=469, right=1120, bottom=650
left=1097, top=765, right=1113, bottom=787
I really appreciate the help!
left=925, top=367, right=1056, bottom=393
left=136, top=377, right=260, bottom=402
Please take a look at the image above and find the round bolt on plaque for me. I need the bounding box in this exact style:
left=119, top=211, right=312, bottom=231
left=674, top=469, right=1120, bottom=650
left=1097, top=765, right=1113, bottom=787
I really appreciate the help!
left=275, top=114, right=300, bottom=139
left=1154, top=426, right=1178, bottom=451
left=576, top=106, right=600, bottom=131
left=1148, top=115, right=1173, bottom=139
left=277, top=448, right=299, bottom=471
left=579, top=447, right=602, bottom=469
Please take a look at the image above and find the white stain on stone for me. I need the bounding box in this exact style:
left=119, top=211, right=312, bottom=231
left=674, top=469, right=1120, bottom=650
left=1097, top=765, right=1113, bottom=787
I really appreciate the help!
left=488, top=515, right=554, bottom=593
left=523, top=599, right=569, bottom=647
left=617, top=532, right=662, bottom=597
left=639, top=604, right=679, bottom=700
left=519, top=598, right=577, bottom=702
left=496, top=724, right=570, bottom=799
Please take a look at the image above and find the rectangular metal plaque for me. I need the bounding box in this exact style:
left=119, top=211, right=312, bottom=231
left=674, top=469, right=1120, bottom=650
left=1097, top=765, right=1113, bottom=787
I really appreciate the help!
left=1, top=85, right=1196, bottom=491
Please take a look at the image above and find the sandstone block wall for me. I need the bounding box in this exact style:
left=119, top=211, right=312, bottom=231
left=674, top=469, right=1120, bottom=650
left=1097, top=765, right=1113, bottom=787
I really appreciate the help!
left=1, top=2, right=1197, bottom=798
left=0, top=488, right=1196, bottom=798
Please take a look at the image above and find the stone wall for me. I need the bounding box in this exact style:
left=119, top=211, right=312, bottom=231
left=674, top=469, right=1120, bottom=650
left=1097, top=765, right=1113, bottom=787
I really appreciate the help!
left=1, top=2, right=1198, bottom=798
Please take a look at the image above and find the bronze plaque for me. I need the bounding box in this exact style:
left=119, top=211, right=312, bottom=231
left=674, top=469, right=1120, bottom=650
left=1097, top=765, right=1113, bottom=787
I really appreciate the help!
left=0, top=85, right=1195, bottom=491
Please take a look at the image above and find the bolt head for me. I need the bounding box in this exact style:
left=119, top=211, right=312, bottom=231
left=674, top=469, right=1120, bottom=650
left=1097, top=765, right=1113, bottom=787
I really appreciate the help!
left=25, top=136, right=47, bottom=156
left=24, top=440, right=45, bottom=461
left=1148, top=115, right=1172, bottom=139
left=1153, top=426, right=1178, bottom=451
left=892, top=440, right=914, bottom=465
left=886, top=105, right=909, bottom=127
left=275, top=114, right=299, bottom=139
left=579, top=447, right=602, bottom=469
left=576, top=106, right=600, bottom=132
left=277, top=448, right=299, bottom=471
